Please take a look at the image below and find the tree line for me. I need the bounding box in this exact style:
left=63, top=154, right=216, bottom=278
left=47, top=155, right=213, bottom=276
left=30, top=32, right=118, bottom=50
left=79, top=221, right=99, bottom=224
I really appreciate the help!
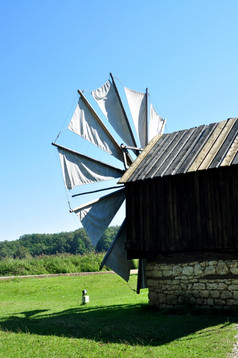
left=0, top=226, right=119, bottom=259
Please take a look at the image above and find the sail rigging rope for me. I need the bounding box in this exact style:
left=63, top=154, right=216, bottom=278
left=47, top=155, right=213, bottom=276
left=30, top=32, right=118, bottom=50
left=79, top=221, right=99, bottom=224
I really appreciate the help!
left=149, top=92, right=166, bottom=119
left=54, top=149, right=73, bottom=213
left=127, top=281, right=137, bottom=293
left=54, top=93, right=78, bottom=143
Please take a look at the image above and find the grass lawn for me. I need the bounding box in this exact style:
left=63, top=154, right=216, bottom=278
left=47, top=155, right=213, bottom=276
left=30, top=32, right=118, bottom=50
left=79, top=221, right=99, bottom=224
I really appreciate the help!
left=0, top=273, right=237, bottom=357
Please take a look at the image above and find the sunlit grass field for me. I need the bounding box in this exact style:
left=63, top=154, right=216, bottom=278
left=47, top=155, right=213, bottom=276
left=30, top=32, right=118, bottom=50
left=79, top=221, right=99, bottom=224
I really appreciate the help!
left=0, top=273, right=237, bottom=357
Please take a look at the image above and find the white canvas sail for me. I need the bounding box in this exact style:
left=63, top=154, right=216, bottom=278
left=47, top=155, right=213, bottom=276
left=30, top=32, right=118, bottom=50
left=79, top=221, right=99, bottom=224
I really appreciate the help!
left=92, top=80, right=136, bottom=147
left=125, top=87, right=147, bottom=148
left=149, top=105, right=166, bottom=141
left=68, top=95, right=123, bottom=162
left=72, top=189, right=125, bottom=246
left=100, top=220, right=131, bottom=281
left=58, top=146, right=124, bottom=189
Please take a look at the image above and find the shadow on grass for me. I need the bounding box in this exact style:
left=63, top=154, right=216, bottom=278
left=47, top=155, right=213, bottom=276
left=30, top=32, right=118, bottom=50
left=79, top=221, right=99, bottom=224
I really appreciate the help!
left=0, top=304, right=236, bottom=346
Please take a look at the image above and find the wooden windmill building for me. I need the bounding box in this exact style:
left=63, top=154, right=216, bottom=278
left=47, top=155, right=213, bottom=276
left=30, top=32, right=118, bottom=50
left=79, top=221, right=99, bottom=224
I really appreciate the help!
left=120, top=117, right=238, bottom=309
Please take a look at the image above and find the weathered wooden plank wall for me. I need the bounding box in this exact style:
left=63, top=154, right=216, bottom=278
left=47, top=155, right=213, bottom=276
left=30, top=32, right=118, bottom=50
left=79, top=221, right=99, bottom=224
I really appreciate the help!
left=126, top=165, right=238, bottom=259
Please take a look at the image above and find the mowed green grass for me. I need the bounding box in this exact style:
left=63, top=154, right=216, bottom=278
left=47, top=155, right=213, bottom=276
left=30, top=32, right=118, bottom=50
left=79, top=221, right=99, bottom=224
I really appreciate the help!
left=0, top=273, right=237, bottom=358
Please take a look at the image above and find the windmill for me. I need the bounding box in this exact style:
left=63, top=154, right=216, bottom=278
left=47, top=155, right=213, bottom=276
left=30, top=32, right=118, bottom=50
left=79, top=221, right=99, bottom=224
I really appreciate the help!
left=52, top=73, right=166, bottom=291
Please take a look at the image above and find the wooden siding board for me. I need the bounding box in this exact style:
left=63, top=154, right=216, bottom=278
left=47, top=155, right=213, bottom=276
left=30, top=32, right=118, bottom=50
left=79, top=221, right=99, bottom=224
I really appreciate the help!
left=167, top=177, right=175, bottom=250
left=143, top=181, right=150, bottom=252
left=163, top=127, right=199, bottom=176
left=221, top=136, right=238, bottom=166
left=210, top=120, right=238, bottom=168
left=184, top=174, right=194, bottom=249
left=149, top=131, right=187, bottom=179
left=231, top=167, right=238, bottom=247
left=137, top=182, right=144, bottom=253
left=188, top=122, right=226, bottom=172
left=199, top=118, right=237, bottom=170
left=131, top=134, right=169, bottom=181
left=151, top=130, right=190, bottom=178
left=124, top=119, right=238, bottom=186
left=232, top=152, right=238, bottom=165
left=213, top=170, right=223, bottom=249
left=126, top=166, right=238, bottom=258
left=178, top=123, right=217, bottom=174
left=151, top=179, right=159, bottom=252
left=142, top=132, right=179, bottom=180
left=194, top=173, right=202, bottom=247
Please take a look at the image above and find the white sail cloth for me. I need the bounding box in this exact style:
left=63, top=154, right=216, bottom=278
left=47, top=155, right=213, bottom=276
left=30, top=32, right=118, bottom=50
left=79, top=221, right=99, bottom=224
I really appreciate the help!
left=124, top=87, right=147, bottom=148
left=68, top=96, right=123, bottom=162
left=72, top=189, right=125, bottom=247
left=58, top=147, right=124, bottom=190
left=149, top=105, right=166, bottom=141
left=100, top=220, right=132, bottom=282
left=92, top=80, right=136, bottom=147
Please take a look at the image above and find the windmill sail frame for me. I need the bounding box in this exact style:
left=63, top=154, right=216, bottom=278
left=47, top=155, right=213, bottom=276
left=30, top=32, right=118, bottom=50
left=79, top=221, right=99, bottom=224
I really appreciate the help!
left=53, top=73, right=166, bottom=290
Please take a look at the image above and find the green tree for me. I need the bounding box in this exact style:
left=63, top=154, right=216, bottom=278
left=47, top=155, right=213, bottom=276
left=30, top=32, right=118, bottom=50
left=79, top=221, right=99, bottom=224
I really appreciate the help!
left=96, top=226, right=119, bottom=252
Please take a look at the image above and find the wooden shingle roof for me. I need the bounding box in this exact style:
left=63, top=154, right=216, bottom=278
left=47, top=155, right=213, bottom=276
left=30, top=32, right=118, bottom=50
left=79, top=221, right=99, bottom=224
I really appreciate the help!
left=119, top=117, right=238, bottom=183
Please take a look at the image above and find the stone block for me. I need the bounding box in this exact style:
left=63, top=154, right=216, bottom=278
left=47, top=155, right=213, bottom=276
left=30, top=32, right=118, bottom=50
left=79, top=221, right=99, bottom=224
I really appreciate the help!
left=214, top=299, right=225, bottom=306
left=189, top=297, right=196, bottom=304
left=232, top=299, right=238, bottom=306
left=167, top=294, right=178, bottom=305
left=228, top=261, right=238, bottom=268
left=181, top=283, right=189, bottom=290
left=220, top=291, right=232, bottom=300
left=200, top=290, right=210, bottom=298
left=204, top=266, right=216, bottom=275
left=163, top=270, right=173, bottom=276
left=207, top=298, right=214, bottom=305
left=228, top=285, right=238, bottom=291
left=227, top=299, right=235, bottom=306
left=210, top=291, right=220, bottom=299
left=151, top=270, right=163, bottom=278
left=182, top=266, right=194, bottom=276
left=208, top=261, right=217, bottom=266
left=194, top=264, right=203, bottom=276
left=233, top=291, right=238, bottom=300
left=216, top=261, right=229, bottom=275
left=230, top=268, right=238, bottom=275
left=173, top=265, right=182, bottom=276
left=218, top=283, right=228, bottom=290
left=177, top=295, right=185, bottom=304
left=206, top=283, right=218, bottom=290
left=158, top=293, right=166, bottom=303
left=147, top=279, right=158, bottom=287
left=193, top=283, right=206, bottom=290
left=192, top=290, right=200, bottom=298
left=161, top=264, right=172, bottom=271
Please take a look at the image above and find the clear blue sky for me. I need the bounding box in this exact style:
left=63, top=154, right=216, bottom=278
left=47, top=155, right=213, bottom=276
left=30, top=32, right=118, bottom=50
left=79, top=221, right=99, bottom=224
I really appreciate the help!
left=0, top=0, right=237, bottom=242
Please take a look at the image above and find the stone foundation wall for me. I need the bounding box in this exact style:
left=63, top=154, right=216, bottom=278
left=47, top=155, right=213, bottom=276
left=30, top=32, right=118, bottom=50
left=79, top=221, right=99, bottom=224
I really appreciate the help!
left=146, top=256, right=238, bottom=309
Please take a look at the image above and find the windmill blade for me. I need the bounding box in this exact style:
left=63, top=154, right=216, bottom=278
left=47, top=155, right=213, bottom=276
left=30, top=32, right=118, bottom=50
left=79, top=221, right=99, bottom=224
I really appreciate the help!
left=72, top=188, right=125, bottom=247
left=124, top=87, right=147, bottom=148
left=149, top=105, right=166, bottom=142
left=100, top=220, right=132, bottom=282
left=91, top=77, right=137, bottom=148
left=53, top=143, right=124, bottom=190
left=68, top=91, right=124, bottom=162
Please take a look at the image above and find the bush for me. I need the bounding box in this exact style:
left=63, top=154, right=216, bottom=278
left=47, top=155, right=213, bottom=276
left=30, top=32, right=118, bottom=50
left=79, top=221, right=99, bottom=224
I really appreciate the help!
left=0, top=253, right=107, bottom=276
